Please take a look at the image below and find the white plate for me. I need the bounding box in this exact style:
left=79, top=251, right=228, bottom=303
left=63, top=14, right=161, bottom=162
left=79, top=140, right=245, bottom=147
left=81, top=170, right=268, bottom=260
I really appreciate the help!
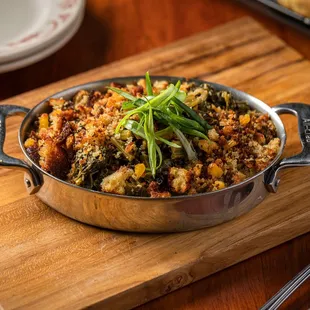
left=0, top=10, right=84, bottom=74
left=0, top=0, right=85, bottom=63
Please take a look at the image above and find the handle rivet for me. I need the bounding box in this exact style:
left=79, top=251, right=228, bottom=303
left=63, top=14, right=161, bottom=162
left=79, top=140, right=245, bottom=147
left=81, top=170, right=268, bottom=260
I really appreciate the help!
left=25, top=179, right=31, bottom=188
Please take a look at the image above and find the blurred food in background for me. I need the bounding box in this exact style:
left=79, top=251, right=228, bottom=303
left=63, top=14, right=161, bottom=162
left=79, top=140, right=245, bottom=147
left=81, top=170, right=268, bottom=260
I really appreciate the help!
left=278, top=0, right=310, bottom=17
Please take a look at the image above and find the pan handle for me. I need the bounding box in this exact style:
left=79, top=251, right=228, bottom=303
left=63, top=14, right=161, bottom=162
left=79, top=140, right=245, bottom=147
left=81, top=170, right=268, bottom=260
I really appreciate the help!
left=0, top=105, right=41, bottom=194
left=265, top=103, right=310, bottom=193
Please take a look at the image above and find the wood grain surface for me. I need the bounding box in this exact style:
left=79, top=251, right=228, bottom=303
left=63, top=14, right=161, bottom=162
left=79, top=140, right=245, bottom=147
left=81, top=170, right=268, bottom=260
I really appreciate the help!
left=0, top=17, right=310, bottom=310
left=1, top=0, right=310, bottom=101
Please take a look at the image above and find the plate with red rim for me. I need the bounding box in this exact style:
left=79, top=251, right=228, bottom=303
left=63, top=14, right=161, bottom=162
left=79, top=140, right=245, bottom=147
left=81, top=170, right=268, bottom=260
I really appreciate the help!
left=0, top=8, right=84, bottom=74
left=0, top=0, right=85, bottom=64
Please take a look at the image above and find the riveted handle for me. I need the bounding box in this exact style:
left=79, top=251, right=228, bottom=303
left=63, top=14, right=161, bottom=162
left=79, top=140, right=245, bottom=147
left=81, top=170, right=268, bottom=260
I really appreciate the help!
left=265, top=103, right=310, bottom=193
left=0, top=105, right=41, bottom=194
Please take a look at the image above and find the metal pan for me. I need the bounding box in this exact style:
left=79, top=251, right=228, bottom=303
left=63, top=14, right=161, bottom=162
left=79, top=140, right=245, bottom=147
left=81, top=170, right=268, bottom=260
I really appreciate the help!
left=1, top=76, right=310, bottom=232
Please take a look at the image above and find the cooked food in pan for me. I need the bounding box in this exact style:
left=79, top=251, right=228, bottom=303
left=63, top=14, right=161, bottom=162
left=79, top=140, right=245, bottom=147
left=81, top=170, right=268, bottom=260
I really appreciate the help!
left=278, top=0, right=310, bottom=17
left=24, top=73, right=280, bottom=197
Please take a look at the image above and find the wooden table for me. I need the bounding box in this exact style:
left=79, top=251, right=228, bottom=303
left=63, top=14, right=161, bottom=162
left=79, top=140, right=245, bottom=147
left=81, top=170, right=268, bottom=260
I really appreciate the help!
left=1, top=1, right=310, bottom=309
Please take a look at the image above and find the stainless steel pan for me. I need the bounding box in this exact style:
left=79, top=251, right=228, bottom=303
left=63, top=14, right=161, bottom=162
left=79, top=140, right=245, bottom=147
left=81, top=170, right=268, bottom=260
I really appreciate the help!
left=1, top=76, right=310, bottom=232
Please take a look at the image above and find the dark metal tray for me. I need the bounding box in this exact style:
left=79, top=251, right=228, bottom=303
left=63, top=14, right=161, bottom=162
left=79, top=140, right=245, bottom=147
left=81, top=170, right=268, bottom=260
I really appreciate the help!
left=236, top=0, right=310, bottom=35
left=256, top=0, right=310, bottom=25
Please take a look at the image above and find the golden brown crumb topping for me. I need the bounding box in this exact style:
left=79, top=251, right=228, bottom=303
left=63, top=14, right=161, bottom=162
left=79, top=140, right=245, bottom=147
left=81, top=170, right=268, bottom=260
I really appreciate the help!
left=24, top=79, right=280, bottom=197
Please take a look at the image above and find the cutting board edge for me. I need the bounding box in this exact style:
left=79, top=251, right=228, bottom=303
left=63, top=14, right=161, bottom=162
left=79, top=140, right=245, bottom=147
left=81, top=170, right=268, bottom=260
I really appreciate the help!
left=76, top=210, right=310, bottom=310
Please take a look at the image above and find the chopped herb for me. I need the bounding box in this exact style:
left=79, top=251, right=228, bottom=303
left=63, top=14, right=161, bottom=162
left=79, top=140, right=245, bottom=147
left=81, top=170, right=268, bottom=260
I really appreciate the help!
left=145, top=72, right=153, bottom=96
left=108, top=73, right=212, bottom=176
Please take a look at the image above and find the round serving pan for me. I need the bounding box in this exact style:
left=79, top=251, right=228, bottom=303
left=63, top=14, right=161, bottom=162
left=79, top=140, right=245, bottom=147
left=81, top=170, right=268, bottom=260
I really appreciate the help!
left=1, top=76, right=310, bottom=233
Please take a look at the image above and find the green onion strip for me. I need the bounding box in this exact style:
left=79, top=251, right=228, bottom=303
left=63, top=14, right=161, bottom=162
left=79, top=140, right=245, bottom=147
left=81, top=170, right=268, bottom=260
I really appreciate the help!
left=108, top=72, right=212, bottom=177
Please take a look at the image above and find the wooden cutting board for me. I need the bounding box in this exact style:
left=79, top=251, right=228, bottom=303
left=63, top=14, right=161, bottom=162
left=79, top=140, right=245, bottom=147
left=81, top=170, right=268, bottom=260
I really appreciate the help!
left=1, top=17, right=310, bottom=310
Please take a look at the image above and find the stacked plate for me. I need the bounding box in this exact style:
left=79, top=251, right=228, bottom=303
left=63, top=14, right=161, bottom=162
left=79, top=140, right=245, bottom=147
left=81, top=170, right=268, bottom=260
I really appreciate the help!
left=0, top=0, right=85, bottom=73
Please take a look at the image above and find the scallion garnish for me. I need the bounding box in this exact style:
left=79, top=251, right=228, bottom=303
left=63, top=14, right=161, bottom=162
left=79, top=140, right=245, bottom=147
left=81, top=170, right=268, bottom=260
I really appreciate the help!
left=108, top=73, right=212, bottom=177
left=171, top=125, right=197, bottom=161
left=173, top=97, right=211, bottom=130
left=145, top=72, right=153, bottom=96
left=106, top=87, right=136, bottom=101
left=122, top=101, right=137, bottom=110
left=144, top=106, right=157, bottom=177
